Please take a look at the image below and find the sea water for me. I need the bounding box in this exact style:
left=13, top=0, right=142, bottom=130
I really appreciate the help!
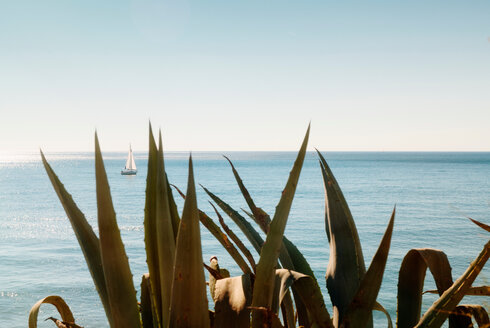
left=1, top=151, right=489, bottom=327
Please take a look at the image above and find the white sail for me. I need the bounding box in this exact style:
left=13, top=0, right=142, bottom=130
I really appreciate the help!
left=122, top=145, right=137, bottom=174
left=130, top=148, right=136, bottom=170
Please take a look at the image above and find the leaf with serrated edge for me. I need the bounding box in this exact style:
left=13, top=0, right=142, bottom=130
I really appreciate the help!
left=274, top=269, right=334, bottom=328
left=41, top=151, right=113, bottom=326
left=251, top=125, right=309, bottom=327
left=397, top=248, right=454, bottom=328
left=200, top=207, right=252, bottom=275
left=226, top=156, right=318, bottom=328
left=202, top=186, right=264, bottom=254
left=341, top=208, right=395, bottom=328
left=95, top=133, right=141, bottom=328
left=224, top=155, right=270, bottom=232
left=213, top=203, right=257, bottom=272
left=140, top=273, right=156, bottom=328
left=206, top=204, right=254, bottom=274
left=205, top=184, right=296, bottom=326
left=317, top=149, right=367, bottom=327
left=155, top=130, right=176, bottom=328
left=415, top=240, right=490, bottom=328
left=166, top=175, right=181, bottom=239
left=143, top=124, right=162, bottom=327
left=171, top=185, right=253, bottom=276
left=168, top=156, right=210, bottom=328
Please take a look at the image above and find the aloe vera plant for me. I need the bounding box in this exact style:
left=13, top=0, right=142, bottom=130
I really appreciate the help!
left=32, top=124, right=489, bottom=328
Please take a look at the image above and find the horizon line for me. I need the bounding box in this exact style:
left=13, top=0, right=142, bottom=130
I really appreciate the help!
left=3, top=149, right=490, bottom=154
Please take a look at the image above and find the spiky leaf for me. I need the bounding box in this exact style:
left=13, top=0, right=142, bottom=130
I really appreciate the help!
left=95, top=133, right=141, bottom=328
left=41, top=152, right=112, bottom=325
left=203, top=205, right=253, bottom=275
left=143, top=125, right=162, bottom=327
left=341, top=208, right=395, bottom=327
left=317, top=150, right=367, bottom=327
left=397, top=248, right=454, bottom=328
left=415, top=240, right=490, bottom=328
left=140, top=273, right=156, bottom=328
left=155, top=131, right=177, bottom=328
left=469, top=218, right=490, bottom=233
left=214, top=204, right=257, bottom=272
left=251, top=125, right=309, bottom=327
left=202, top=186, right=264, bottom=254
left=168, top=156, right=210, bottom=328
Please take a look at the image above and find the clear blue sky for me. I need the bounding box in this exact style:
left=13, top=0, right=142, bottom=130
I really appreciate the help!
left=1, top=0, right=489, bottom=152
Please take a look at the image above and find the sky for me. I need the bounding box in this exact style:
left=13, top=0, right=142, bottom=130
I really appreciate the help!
left=0, top=0, right=489, bottom=152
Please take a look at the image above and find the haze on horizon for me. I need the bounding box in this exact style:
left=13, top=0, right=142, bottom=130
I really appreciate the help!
left=1, top=0, right=489, bottom=153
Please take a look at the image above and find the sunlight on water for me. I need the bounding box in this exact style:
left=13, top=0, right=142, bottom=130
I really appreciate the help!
left=1, top=151, right=489, bottom=327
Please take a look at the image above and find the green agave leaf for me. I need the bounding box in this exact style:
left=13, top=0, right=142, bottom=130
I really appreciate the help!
left=140, top=273, right=157, bottom=328
left=415, top=240, right=490, bottom=328
left=213, top=260, right=331, bottom=327
left=251, top=125, right=309, bottom=327
left=171, top=184, right=253, bottom=276
left=29, top=295, right=76, bottom=328
left=166, top=175, right=181, bottom=240
left=284, top=234, right=326, bottom=328
left=273, top=269, right=306, bottom=313
left=342, top=208, right=395, bottom=328
left=224, top=155, right=317, bottom=277
left=155, top=131, right=177, bottom=328
left=373, top=302, right=393, bottom=328
left=469, top=218, right=490, bottom=233
left=95, top=133, right=141, bottom=328
left=271, top=270, right=302, bottom=328
left=317, top=150, right=367, bottom=327
left=223, top=155, right=271, bottom=232
left=223, top=156, right=313, bottom=326
left=396, top=248, right=454, bottom=328
left=202, top=185, right=264, bottom=254
left=274, top=269, right=334, bottom=328
left=200, top=206, right=252, bottom=275
left=214, top=203, right=257, bottom=272
left=168, top=156, right=210, bottom=328
left=213, top=273, right=254, bottom=328
left=207, top=204, right=254, bottom=274
left=224, top=152, right=301, bottom=328
left=143, top=124, right=162, bottom=327
left=202, top=186, right=298, bottom=328
left=41, top=151, right=113, bottom=326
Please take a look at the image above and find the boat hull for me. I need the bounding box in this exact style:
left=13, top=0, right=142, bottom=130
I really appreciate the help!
left=121, top=169, right=137, bottom=175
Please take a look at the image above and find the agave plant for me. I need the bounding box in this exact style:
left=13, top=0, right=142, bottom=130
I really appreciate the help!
left=31, top=124, right=489, bottom=328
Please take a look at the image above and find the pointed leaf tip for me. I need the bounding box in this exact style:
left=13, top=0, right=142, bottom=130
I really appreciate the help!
left=469, top=218, right=490, bottom=233
left=342, top=209, right=395, bottom=327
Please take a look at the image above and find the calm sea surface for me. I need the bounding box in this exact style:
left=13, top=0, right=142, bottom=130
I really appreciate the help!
left=1, top=151, right=489, bottom=327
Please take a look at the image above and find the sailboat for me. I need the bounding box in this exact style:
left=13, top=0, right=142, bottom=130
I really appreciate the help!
left=121, top=145, right=137, bottom=175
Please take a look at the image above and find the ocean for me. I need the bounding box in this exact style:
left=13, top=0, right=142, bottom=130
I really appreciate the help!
left=1, top=151, right=489, bottom=327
